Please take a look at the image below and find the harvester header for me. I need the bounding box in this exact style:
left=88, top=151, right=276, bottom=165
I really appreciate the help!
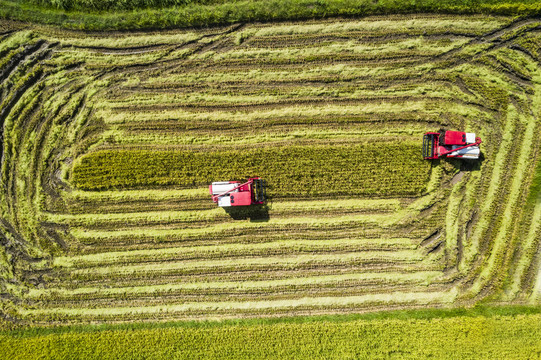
left=209, top=177, right=266, bottom=207
left=423, top=130, right=482, bottom=160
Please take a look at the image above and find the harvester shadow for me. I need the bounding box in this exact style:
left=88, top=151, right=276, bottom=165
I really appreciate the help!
left=223, top=204, right=270, bottom=222
left=446, top=152, right=486, bottom=172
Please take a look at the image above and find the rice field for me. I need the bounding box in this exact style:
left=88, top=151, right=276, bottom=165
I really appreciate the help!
left=0, top=14, right=540, bottom=328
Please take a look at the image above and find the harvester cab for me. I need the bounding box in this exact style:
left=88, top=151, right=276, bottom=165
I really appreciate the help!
left=423, top=130, right=482, bottom=160
left=209, top=177, right=266, bottom=207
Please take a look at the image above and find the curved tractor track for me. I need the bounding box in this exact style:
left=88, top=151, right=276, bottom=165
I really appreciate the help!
left=0, top=14, right=540, bottom=326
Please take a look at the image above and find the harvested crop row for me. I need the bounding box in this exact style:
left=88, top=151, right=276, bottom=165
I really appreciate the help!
left=47, top=198, right=404, bottom=229
left=20, top=289, right=458, bottom=323
left=67, top=224, right=440, bottom=255
left=31, top=271, right=443, bottom=300
left=27, top=284, right=454, bottom=311
left=52, top=238, right=417, bottom=268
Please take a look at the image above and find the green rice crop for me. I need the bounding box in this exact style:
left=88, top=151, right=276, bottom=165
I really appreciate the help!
left=71, top=143, right=431, bottom=195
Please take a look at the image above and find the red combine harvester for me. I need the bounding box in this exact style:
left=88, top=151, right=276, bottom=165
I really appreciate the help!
left=209, top=177, right=266, bottom=207
left=423, top=130, right=482, bottom=160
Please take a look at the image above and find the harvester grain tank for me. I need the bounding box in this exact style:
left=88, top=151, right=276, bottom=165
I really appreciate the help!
left=209, top=177, right=266, bottom=207
left=423, top=130, right=482, bottom=160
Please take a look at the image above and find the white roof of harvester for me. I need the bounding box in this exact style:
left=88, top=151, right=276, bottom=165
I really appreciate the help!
left=211, top=182, right=239, bottom=195
left=465, top=133, right=476, bottom=143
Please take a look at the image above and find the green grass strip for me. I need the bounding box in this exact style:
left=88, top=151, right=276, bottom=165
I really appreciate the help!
left=109, top=128, right=428, bottom=147
left=507, top=71, right=541, bottom=300
left=234, top=16, right=509, bottom=37
left=100, top=103, right=430, bottom=124
left=3, top=304, right=541, bottom=334
left=106, top=85, right=464, bottom=107
left=4, top=312, right=540, bottom=359
left=0, top=1, right=539, bottom=31
left=138, top=65, right=436, bottom=87
left=524, top=199, right=541, bottom=302
left=461, top=101, right=517, bottom=272
left=68, top=188, right=210, bottom=202
left=528, top=105, right=541, bottom=302
left=469, top=104, right=535, bottom=294
left=189, top=37, right=470, bottom=62
left=527, top=149, right=541, bottom=208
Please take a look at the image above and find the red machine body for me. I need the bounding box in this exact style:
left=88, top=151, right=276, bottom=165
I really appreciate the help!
left=423, top=130, right=482, bottom=160
left=209, top=177, right=266, bottom=207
